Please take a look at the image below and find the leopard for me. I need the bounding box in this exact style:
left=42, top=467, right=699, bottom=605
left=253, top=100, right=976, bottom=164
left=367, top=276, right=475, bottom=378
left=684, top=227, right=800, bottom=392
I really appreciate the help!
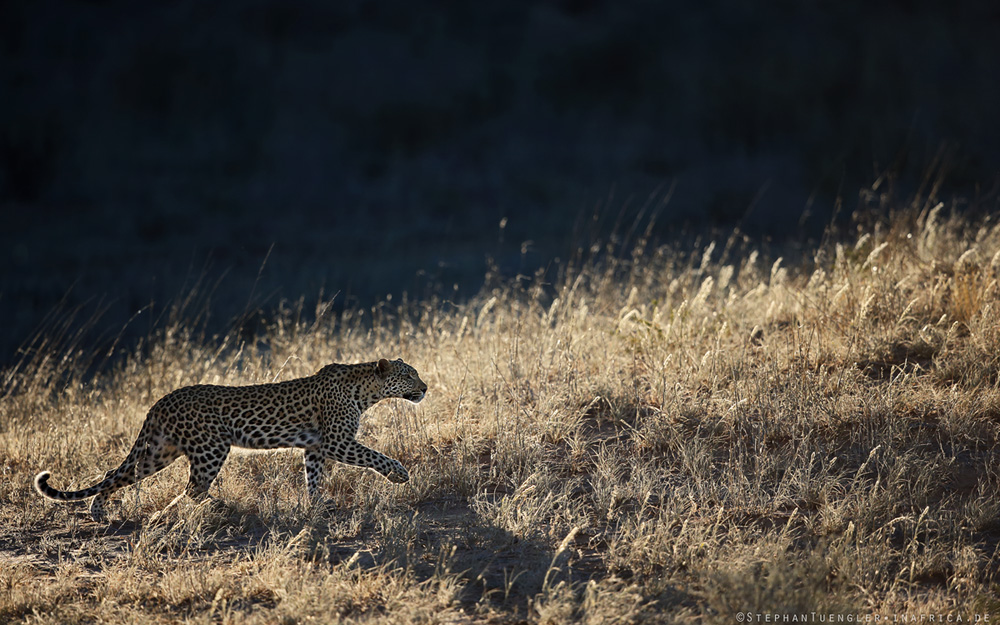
left=33, top=358, right=427, bottom=521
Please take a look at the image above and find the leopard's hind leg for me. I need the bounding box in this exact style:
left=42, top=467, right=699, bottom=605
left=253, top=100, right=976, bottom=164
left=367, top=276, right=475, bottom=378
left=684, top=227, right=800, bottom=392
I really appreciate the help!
left=90, top=435, right=180, bottom=521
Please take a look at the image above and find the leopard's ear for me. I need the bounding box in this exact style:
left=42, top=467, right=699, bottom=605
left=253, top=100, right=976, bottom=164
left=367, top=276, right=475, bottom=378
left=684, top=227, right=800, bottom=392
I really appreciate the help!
left=377, top=359, right=391, bottom=378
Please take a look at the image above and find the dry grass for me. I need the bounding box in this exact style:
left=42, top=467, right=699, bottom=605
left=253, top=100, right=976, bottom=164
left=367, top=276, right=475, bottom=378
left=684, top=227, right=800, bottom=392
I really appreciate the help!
left=4, top=199, right=1000, bottom=623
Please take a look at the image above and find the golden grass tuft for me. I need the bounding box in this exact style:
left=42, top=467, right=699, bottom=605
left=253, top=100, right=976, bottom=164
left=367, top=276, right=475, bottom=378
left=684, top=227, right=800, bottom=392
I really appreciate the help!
left=3, top=202, right=1000, bottom=622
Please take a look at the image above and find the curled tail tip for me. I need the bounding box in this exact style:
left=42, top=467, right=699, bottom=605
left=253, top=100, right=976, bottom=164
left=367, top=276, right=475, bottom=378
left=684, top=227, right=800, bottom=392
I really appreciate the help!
left=33, top=471, right=52, bottom=494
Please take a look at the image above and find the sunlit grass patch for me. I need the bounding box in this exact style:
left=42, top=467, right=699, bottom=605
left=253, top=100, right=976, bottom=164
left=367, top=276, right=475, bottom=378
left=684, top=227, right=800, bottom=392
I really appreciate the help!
left=3, top=200, right=1000, bottom=622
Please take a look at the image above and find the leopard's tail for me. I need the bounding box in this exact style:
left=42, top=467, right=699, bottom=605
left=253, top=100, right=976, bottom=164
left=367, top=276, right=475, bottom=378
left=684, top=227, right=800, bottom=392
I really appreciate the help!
left=33, top=423, right=152, bottom=502
left=33, top=470, right=114, bottom=501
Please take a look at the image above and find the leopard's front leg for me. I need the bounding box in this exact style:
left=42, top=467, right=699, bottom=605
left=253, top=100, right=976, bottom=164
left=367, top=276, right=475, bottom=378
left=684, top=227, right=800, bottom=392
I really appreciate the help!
left=304, top=449, right=328, bottom=499
left=326, top=439, right=409, bottom=483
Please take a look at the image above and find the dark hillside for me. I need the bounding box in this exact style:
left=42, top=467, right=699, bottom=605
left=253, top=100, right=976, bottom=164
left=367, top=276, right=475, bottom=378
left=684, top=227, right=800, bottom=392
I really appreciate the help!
left=2, top=0, right=999, bottom=365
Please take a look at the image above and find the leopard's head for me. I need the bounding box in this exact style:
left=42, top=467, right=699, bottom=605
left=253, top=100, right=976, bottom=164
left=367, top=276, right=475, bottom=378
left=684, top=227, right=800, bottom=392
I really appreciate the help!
left=376, top=358, right=427, bottom=403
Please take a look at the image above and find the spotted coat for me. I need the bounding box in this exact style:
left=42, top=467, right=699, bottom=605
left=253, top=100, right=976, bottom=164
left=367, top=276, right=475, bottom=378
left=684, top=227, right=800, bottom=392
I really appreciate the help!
left=34, top=358, right=427, bottom=521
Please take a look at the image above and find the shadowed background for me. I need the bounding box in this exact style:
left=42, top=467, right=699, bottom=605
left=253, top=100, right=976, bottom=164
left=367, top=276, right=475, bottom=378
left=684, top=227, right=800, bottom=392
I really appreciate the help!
left=2, top=0, right=999, bottom=367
